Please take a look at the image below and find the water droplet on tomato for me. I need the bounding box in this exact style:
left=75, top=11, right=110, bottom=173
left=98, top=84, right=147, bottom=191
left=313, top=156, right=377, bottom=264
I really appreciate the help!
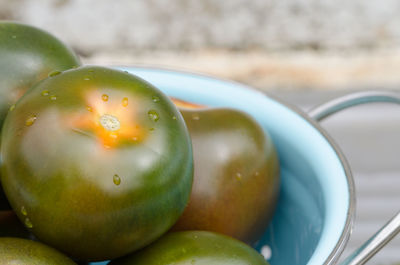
left=41, top=90, right=49, bottom=96
left=84, top=77, right=90, bottom=81
left=172, top=116, right=177, bottom=120
left=24, top=218, right=33, bottom=229
left=148, top=110, right=159, bottom=122
left=235, top=172, right=242, bottom=180
left=113, top=174, right=121, bottom=185
left=50, top=95, right=57, bottom=101
left=48, top=70, right=61, bottom=77
left=25, top=115, right=37, bottom=126
left=152, top=96, right=160, bottom=103
left=102, top=94, right=109, bottom=102
left=261, top=245, right=272, bottom=260
left=122, top=97, right=128, bottom=107
left=86, top=106, right=93, bottom=112
left=21, top=206, right=27, bottom=216
left=132, top=136, right=138, bottom=141
left=99, top=114, right=120, bottom=131
left=9, top=104, right=15, bottom=111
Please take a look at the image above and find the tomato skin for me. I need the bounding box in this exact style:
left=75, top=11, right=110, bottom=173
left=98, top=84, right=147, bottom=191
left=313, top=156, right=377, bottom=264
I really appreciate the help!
left=0, top=237, right=77, bottom=264
left=0, top=66, right=193, bottom=261
left=109, top=231, right=269, bottom=265
left=0, top=21, right=80, bottom=125
left=0, top=21, right=80, bottom=210
left=172, top=108, right=280, bottom=244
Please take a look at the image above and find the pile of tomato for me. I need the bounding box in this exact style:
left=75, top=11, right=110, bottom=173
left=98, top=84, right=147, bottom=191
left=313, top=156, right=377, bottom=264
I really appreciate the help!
left=0, top=21, right=280, bottom=265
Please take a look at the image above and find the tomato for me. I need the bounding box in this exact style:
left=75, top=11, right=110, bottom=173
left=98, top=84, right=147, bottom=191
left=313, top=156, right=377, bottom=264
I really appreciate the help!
left=0, top=21, right=81, bottom=210
left=109, top=231, right=270, bottom=265
left=0, top=211, right=30, bottom=238
left=0, top=66, right=193, bottom=261
left=0, top=21, right=80, bottom=126
left=0, top=237, right=77, bottom=264
left=172, top=107, right=280, bottom=244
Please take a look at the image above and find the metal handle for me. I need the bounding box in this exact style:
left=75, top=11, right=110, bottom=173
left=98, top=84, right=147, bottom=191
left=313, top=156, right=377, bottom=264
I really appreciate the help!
left=308, top=90, right=400, bottom=265
left=340, top=212, right=400, bottom=265
left=309, top=90, right=400, bottom=122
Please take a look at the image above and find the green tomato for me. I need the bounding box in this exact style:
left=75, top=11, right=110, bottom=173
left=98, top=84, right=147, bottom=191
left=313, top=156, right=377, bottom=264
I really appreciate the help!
left=0, top=21, right=80, bottom=126
left=109, top=231, right=270, bottom=265
left=0, top=237, right=77, bottom=264
left=172, top=107, right=280, bottom=244
left=0, top=21, right=81, bottom=210
left=0, top=66, right=193, bottom=261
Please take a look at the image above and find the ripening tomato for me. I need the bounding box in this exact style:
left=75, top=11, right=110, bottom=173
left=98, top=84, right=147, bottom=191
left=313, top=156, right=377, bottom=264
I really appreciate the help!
left=0, top=66, right=193, bottom=261
left=172, top=106, right=280, bottom=245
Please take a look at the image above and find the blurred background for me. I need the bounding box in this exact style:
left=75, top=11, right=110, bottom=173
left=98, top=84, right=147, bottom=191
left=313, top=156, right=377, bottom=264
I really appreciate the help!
left=2, top=0, right=400, bottom=92
left=1, top=0, right=399, bottom=264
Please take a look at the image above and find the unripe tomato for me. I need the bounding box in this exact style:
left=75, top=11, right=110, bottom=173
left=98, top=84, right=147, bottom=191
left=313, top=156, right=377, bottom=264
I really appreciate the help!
left=0, top=66, right=193, bottom=261
left=0, top=237, right=77, bottom=265
left=0, top=21, right=80, bottom=126
left=109, top=231, right=270, bottom=265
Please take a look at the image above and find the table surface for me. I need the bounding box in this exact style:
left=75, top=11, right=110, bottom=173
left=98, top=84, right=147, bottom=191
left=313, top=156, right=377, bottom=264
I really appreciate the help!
left=270, top=90, right=400, bottom=265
